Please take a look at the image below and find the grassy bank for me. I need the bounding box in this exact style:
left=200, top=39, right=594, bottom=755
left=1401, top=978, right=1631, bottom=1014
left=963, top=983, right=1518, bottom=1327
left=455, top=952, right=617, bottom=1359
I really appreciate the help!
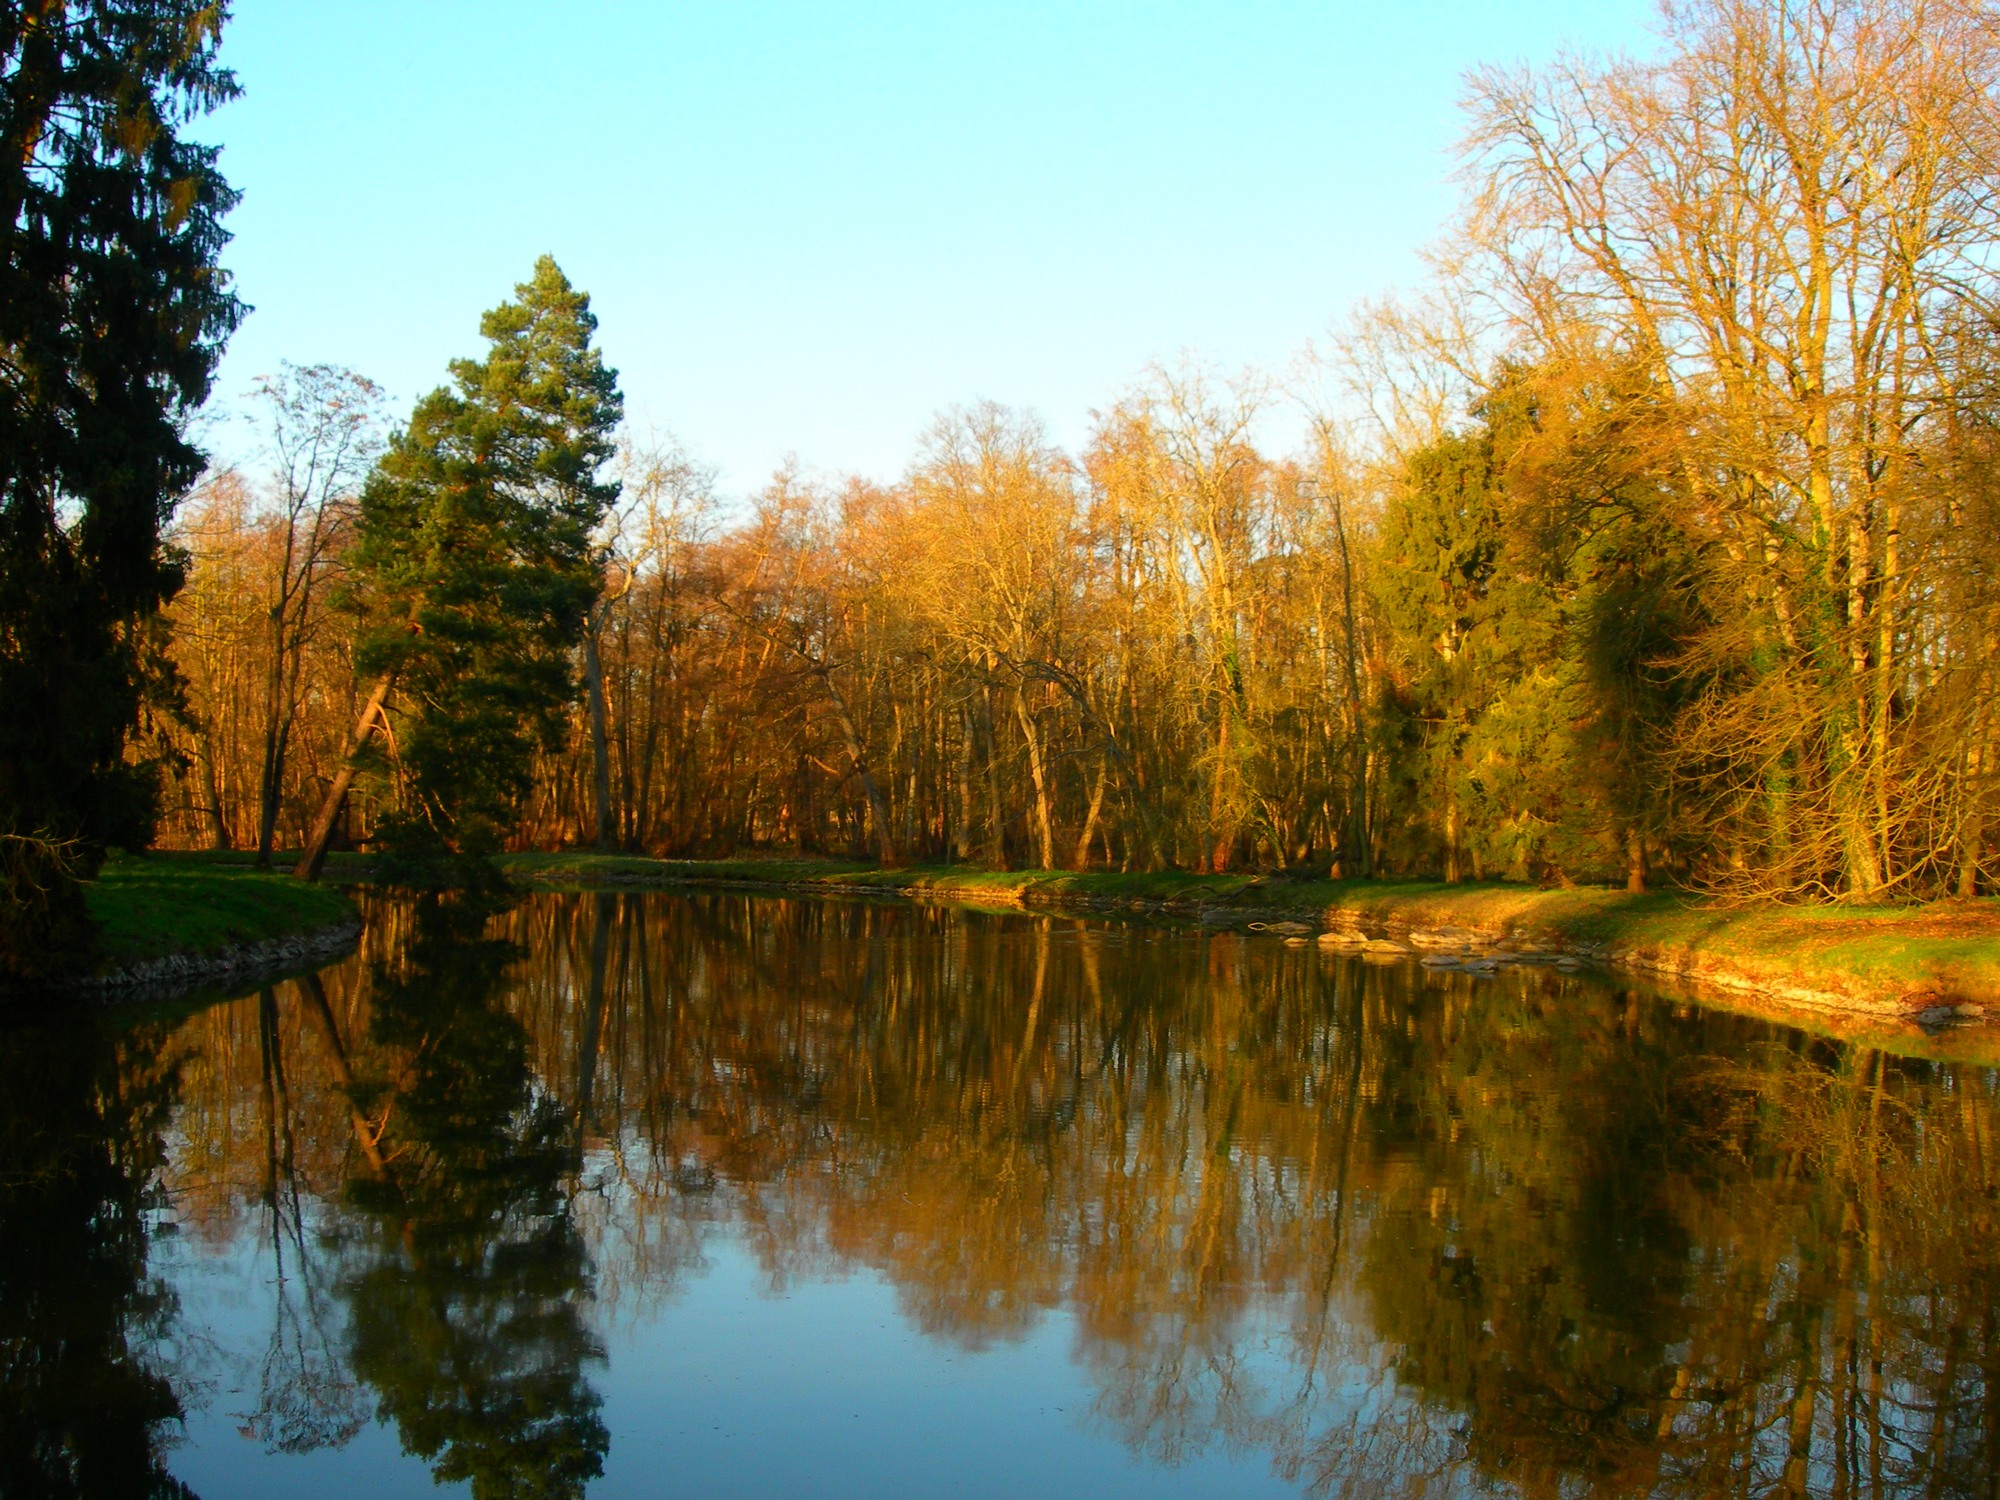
left=145, top=847, right=1996, bottom=1034
left=85, top=852, right=359, bottom=973
left=498, top=853, right=2000, bottom=1028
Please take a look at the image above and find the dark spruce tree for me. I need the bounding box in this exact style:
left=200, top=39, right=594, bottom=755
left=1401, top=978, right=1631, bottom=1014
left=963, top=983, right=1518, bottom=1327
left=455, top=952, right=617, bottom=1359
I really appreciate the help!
left=0, top=2, right=242, bottom=981
left=316, top=258, right=621, bottom=885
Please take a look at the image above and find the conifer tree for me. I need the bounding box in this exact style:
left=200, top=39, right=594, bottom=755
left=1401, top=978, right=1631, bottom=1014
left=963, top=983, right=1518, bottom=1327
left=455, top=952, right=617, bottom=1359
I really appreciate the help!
left=0, top=2, right=242, bottom=979
left=307, top=259, right=621, bottom=881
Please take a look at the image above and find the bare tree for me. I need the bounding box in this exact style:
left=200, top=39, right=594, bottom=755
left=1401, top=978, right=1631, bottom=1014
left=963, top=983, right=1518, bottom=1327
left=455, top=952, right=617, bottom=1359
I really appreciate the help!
left=247, top=364, right=383, bottom=866
left=1461, top=0, right=2000, bottom=895
left=581, top=434, right=716, bottom=851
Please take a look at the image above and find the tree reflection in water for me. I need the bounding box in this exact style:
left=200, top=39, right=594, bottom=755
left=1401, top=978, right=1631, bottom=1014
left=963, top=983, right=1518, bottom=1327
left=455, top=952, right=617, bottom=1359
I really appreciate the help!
left=0, top=1011, right=191, bottom=1499
left=149, top=891, right=2000, bottom=1498
left=336, top=892, right=607, bottom=1499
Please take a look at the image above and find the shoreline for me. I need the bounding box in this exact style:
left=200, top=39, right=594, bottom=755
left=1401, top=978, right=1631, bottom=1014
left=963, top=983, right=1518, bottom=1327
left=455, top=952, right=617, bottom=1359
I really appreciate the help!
left=496, top=854, right=2000, bottom=1041
left=75, top=915, right=364, bottom=996
left=13, top=854, right=368, bottom=1003
left=120, top=850, right=2000, bottom=1053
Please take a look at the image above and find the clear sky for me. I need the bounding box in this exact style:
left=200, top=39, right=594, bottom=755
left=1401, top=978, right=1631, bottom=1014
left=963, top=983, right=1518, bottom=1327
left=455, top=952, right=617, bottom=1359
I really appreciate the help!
left=200, top=1, right=1658, bottom=492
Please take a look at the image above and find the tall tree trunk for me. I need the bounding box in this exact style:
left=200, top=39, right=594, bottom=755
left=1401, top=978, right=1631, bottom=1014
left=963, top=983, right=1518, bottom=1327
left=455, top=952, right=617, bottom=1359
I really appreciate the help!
left=255, top=607, right=287, bottom=869
left=1444, top=779, right=1462, bottom=885
left=1961, top=738, right=1988, bottom=899
left=1014, top=692, right=1055, bottom=870
left=293, top=671, right=394, bottom=882
left=254, top=720, right=289, bottom=869
left=1873, top=489, right=1901, bottom=884
left=954, top=706, right=976, bottom=862
left=979, top=687, right=1008, bottom=870
left=199, top=728, right=231, bottom=851
left=583, top=622, right=616, bottom=852
left=1331, top=471, right=1372, bottom=878
left=1208, top=710, right=1232, bottom=874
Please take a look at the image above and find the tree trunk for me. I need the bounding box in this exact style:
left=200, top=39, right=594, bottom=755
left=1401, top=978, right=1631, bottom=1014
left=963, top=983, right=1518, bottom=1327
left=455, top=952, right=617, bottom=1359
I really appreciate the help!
left=199, top=731, right=231, bottom=851
left=979, top=687, right=1008, bottom=870
left=1961, top=741, right=1987, bottom=899
left=583, top=622, right=616, bottom=852
left=255, top=723, right=288, bottom=868
left=1014, top=692, right=1055, bottom=870
left=256, top=603, right=289, bottom=869
left=954, top=707, right=976, bottom=863
left=293, top=671, right=394, bottom=882
left=1444, top=781, right=1462, bottom=885
left=1208, top=711, right=1232, bottom=874
left=1331, top=470, right=1372, bottom=878
left=1625, top=824, right=1647, bottom=894
left=1074, top=759, right=1107, bottom=871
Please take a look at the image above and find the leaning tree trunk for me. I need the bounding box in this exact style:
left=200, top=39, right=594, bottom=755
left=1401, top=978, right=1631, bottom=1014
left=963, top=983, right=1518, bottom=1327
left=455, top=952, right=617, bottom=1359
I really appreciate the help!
left=1074, top=759, right=1108, bottom=871
left=293, top=671, right=394, bottom=882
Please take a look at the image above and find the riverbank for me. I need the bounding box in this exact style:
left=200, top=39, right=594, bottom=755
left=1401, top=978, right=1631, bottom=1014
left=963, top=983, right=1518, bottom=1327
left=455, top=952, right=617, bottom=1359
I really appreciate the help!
left=499, top=853, right=2000, bottom=1033
left=75, top=853, right=361, bottom=992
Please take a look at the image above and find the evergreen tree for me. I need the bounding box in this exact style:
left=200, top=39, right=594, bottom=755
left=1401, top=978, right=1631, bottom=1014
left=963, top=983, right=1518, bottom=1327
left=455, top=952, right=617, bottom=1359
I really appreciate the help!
left=345, top=258, right=622, bottom=878
left=1375, top=423, right=1531, bottom=881
left=1374, top=371, right=1694, bottom=886
left=0, top=2, right=242, bottom=977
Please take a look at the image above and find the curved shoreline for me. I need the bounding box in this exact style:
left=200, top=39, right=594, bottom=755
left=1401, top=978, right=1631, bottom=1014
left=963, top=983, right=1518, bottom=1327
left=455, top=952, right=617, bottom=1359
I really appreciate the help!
left=75, top=916, right=364, bottom=997
left=499, top=857, right=1999, bottom=1043
left=121, top=853, right=1997, bottom=1047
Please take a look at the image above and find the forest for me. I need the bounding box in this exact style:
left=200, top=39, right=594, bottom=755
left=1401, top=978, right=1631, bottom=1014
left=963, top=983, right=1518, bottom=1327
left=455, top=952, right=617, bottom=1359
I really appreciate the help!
left=8, top=0, right=2000, bottom=982
left=150, top=0, right=2000, bottom=906
left=4, top=6, right=1998, bottom=1493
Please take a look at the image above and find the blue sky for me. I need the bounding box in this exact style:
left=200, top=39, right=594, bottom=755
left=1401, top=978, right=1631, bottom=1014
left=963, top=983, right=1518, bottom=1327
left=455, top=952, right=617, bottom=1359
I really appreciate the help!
left=200, top=1, right=1656, bottom=491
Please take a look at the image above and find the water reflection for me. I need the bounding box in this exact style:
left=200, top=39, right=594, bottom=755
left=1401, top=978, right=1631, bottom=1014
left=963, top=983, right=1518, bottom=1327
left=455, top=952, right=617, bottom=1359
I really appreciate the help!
left=0, top=1010, right=191, bottom=1498
left=30, top=892, right=2000, bottom=1496
left=338, top=894, right=606, bottom=1498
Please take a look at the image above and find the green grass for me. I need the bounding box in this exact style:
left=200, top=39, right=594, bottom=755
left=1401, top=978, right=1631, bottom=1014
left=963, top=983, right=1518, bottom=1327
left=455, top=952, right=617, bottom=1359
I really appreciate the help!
left=174, top=844, right=1997, bottom=1023
left=496, top=853, right=2000, bottom=1016
left=85, top=851, right=358, bottom=968
left=124, top=847, right=1998, bottom=1057
left=156, top=847, right=380, bottom=883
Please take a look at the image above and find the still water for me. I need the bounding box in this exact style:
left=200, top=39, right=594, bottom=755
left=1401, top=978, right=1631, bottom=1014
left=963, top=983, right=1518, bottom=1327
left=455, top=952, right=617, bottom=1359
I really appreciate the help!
left=2, top=890, right=1995, bottom=1499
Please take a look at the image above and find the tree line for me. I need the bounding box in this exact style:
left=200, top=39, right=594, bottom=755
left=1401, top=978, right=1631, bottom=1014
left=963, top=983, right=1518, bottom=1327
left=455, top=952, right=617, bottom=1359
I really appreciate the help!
left=8, top=0, right=2000, bottom=982
left=153, top=0, right=2000, bottom=902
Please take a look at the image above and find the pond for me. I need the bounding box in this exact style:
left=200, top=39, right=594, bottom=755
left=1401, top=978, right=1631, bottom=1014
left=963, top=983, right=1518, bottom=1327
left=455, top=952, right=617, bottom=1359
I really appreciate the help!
left=1, top=890, right=1994, bottom=1498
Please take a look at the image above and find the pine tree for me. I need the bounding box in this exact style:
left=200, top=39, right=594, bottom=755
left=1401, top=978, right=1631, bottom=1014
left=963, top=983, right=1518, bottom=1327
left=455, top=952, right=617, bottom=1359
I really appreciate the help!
left=319, top=258, right=622, bottom=881
left=0, top=2, right=243, bottom=979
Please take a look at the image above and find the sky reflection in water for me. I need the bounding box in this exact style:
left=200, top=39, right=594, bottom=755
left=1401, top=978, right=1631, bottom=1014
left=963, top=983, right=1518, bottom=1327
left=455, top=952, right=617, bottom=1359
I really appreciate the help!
left=5, top=891, right=1995, bottom=1498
